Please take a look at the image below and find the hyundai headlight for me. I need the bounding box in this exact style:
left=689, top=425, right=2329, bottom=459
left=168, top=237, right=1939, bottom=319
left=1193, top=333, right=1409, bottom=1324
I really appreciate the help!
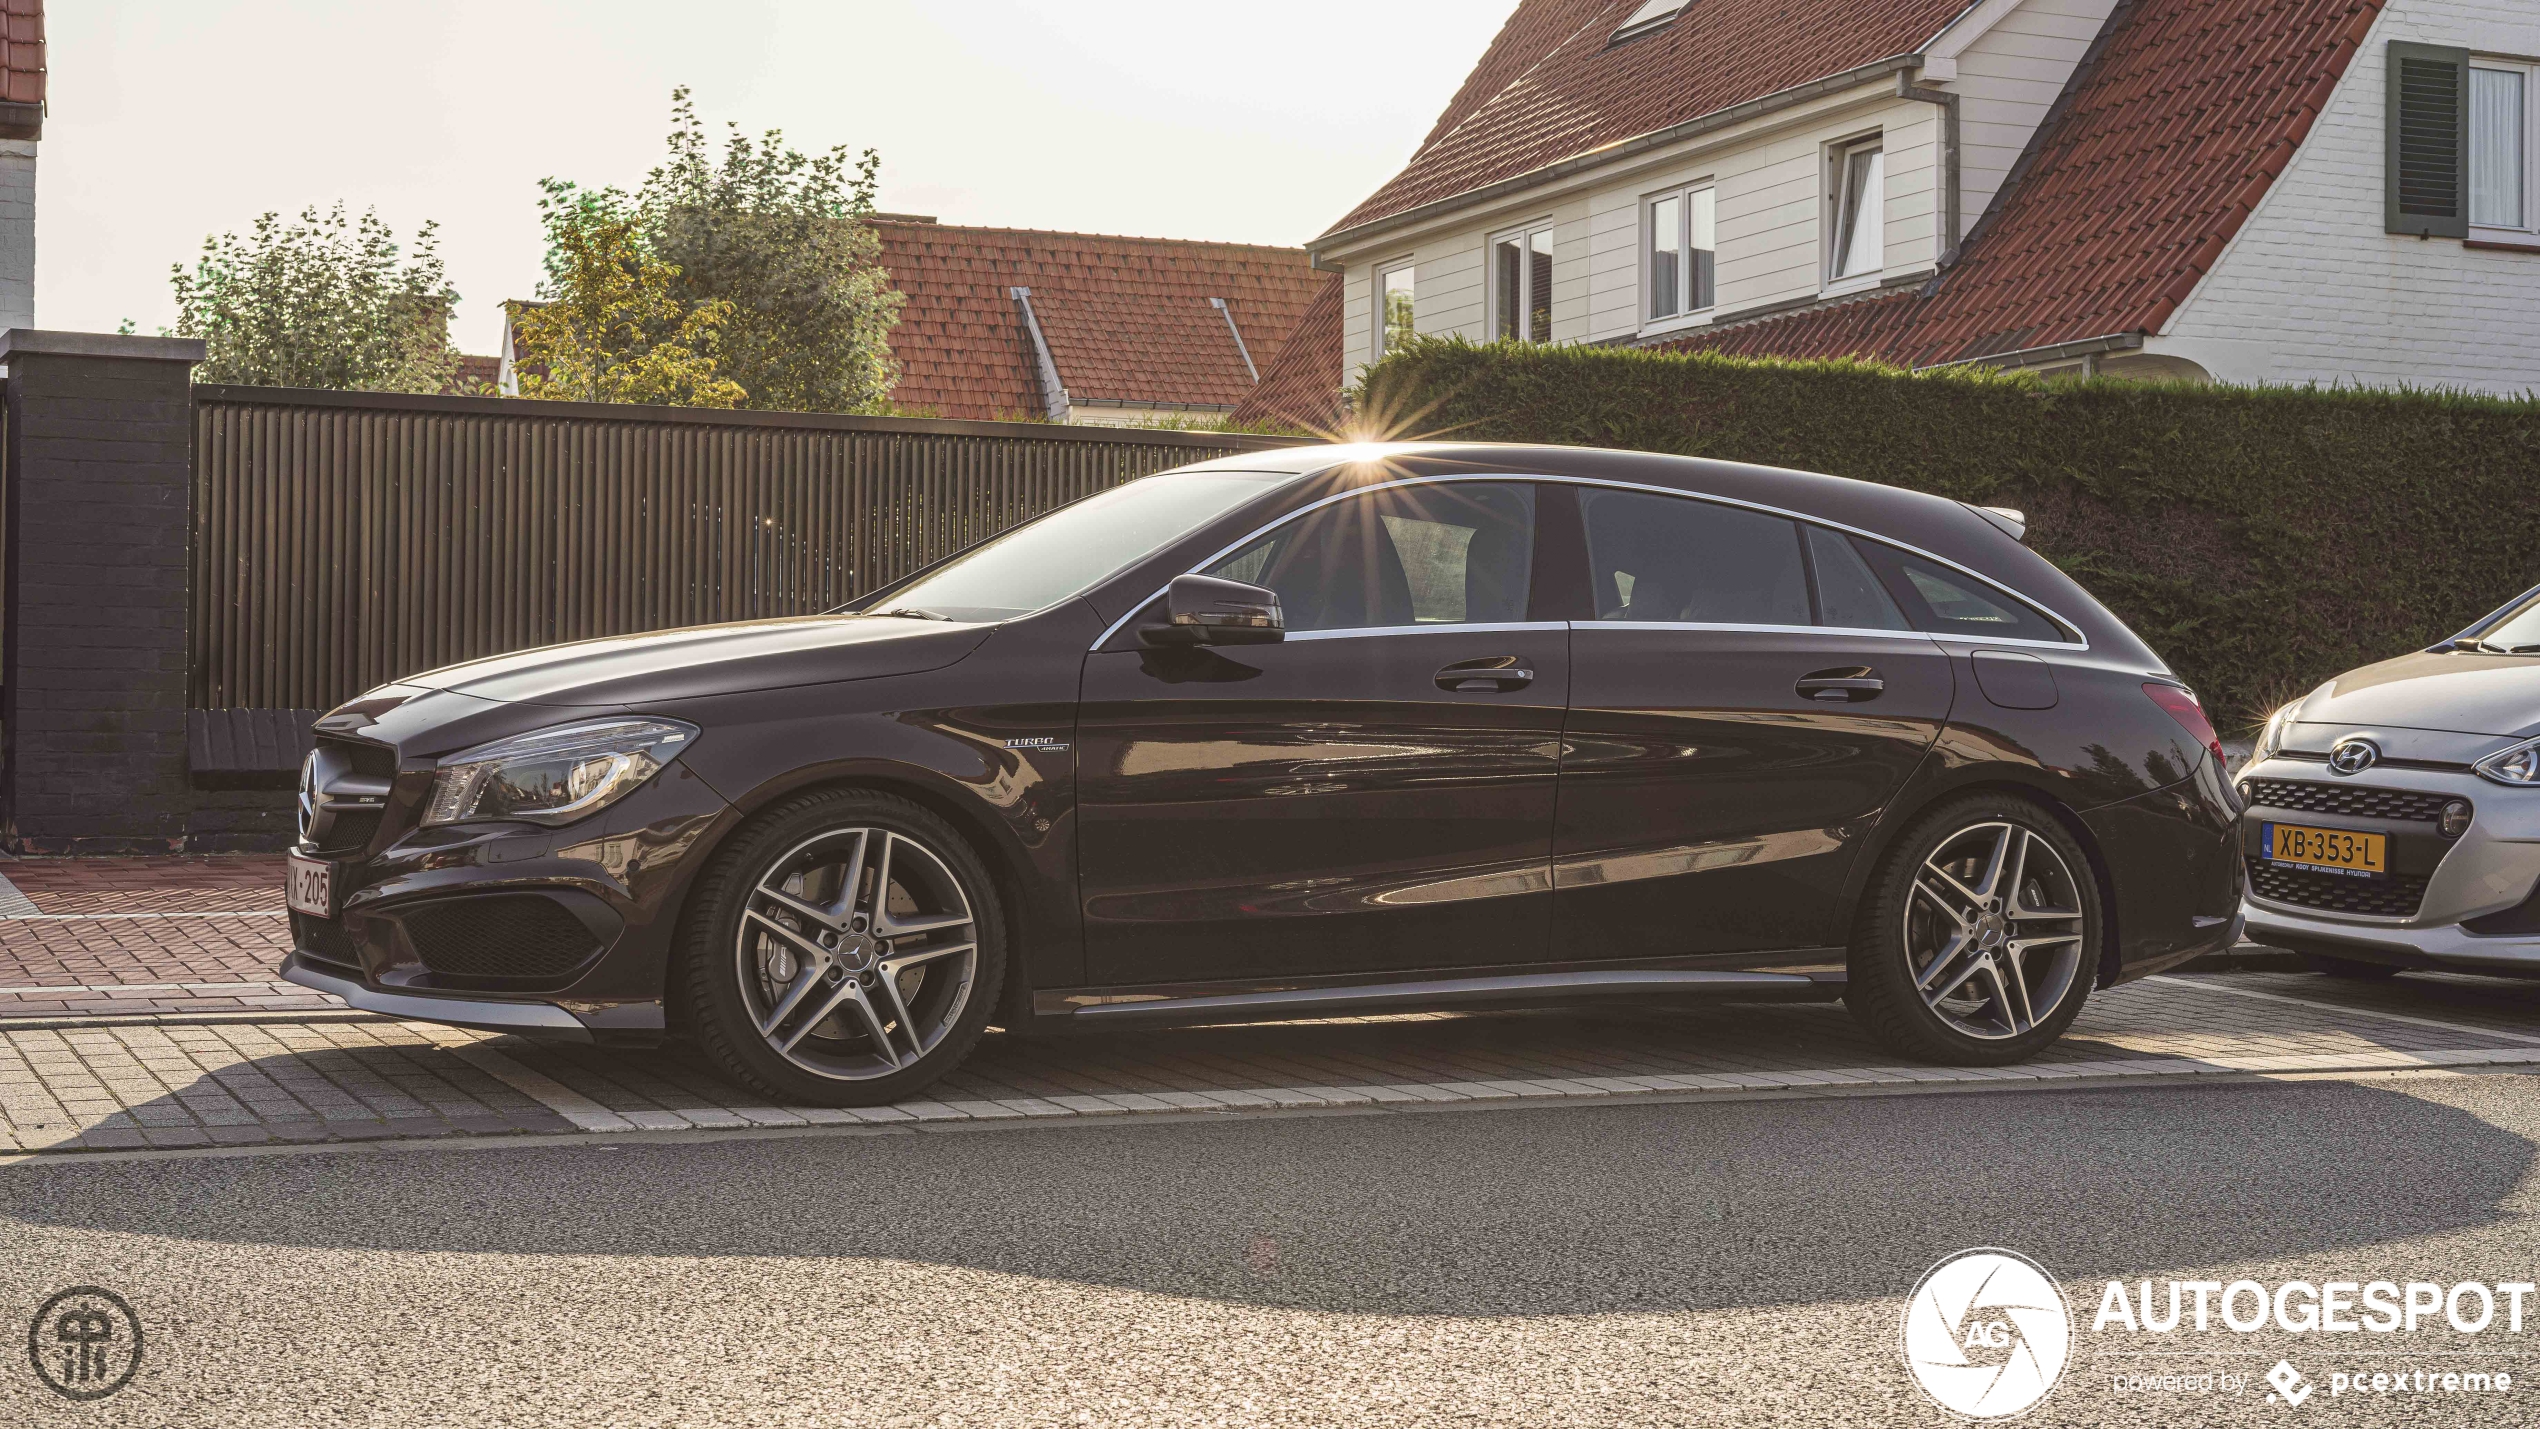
left=2476, top=736, right=2540, bottom=787
left=423, top=718, right=699, bottom=827
left=2253, top=702, right=2296, bottom=763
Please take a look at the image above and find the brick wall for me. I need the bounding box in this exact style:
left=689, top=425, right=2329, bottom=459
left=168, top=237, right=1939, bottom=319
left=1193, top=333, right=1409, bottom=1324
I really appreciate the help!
left=1, top=333, right=206, bottom=853
left=2151, top=0, right=2540, bottom=392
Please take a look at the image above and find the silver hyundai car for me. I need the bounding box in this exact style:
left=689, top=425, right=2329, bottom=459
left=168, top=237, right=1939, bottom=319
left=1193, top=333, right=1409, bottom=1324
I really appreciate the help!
left=2239, top=585, right=2540, bottom=978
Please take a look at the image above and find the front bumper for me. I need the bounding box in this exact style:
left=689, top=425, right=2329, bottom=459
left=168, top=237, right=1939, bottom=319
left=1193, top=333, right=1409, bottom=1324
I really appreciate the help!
left=2237, top=755, right=2540, bottom=975
left=280, top=953, right=595, bottom=1040
left=285, top=753, right=737, bottom=1041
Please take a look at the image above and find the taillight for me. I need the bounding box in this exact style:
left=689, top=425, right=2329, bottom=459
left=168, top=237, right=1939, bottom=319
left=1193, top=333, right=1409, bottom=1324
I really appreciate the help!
left=2143, top=682, right=2225, bottom=771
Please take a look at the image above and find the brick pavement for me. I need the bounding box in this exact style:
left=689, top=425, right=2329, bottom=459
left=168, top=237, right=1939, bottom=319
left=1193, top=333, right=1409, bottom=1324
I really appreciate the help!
left=3, top=974, right=2537, bottom=1155
left=0, top=854, right=326, bottom=1021
left=7, top=856, right=2540, bottom=1157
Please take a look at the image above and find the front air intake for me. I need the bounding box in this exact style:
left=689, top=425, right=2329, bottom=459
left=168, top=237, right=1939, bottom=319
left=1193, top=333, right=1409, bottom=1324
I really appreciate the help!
left=399, top=894, right=601, bottom=980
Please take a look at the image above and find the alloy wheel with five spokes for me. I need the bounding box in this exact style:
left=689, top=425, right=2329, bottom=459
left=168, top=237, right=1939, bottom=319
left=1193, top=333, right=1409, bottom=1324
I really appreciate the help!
left=1847, top=796, right=2099, bottom=1065
left=684, top=790, right=1004, bottom=1105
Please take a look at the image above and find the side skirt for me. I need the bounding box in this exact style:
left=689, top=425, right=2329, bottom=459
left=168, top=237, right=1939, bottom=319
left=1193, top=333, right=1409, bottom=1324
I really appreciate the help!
left=1031, top=961, right=1846, bottom=1030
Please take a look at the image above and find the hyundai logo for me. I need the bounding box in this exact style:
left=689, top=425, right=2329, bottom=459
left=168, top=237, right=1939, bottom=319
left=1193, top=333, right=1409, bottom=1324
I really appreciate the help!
left=2328, top=738, right=2380, bottom=776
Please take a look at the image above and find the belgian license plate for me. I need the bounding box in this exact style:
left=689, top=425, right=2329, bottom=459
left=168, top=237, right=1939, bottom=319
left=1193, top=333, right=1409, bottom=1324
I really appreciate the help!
left=285, top=854, right=335, bottom=917
left=2264, top=822, right=2387, bottom=879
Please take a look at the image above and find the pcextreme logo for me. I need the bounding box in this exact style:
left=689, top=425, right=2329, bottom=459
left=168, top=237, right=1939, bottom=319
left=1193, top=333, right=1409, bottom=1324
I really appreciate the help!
left=1902, top=1249, right=2073, bottom=1419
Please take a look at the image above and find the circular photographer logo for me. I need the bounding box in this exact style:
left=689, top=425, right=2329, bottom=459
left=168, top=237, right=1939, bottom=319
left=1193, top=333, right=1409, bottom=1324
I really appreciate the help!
left=1902, top=1249, right=2070, bottom=1419
left=28, top=1286, right=143, bottom=1401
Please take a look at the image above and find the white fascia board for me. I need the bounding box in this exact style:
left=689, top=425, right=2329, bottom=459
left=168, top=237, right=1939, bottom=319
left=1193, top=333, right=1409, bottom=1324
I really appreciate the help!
left=1917, top=0, right=2029, bottom=82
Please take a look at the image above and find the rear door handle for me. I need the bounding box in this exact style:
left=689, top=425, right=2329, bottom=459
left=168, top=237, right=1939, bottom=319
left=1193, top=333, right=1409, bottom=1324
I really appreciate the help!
left=1437, top=658, right=1534, bottom=692
left=1796, top=669, right=1884, bottom=703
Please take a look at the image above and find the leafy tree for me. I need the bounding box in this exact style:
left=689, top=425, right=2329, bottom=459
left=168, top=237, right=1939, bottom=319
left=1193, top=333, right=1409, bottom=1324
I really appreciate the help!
left=510, top=180, right=745, bottom=408
left=636, top=87, right=903, bottom=414
left=519, top=89, right=903, bottom=413
left=171, top=205, right=460, bottom=392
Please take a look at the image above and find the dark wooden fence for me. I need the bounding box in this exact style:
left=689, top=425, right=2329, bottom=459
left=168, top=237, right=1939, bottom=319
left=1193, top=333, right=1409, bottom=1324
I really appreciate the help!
left=191, top=387, right=1298, bottom=712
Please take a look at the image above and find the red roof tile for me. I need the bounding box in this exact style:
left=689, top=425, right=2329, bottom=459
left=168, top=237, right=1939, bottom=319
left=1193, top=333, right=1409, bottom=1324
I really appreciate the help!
left=875, top=221, right=1330, bottom=420
left=0, top=0, right=42, bottom=110
left=1231, top=280, right=1346, bottom=430
left=1327, top=0, right=1972, bottom=236
left=1678, top=0, right=2386, bottom=365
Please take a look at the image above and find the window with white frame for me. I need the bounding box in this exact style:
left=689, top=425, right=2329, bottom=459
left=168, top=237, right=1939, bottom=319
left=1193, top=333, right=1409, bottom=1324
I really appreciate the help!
left=2471, top=58, right=2533, bottom=236
left=1646, top=184, right=1716, bottom=324
left=1376, top=262, right=1416, bottom=356
left=1491, top=222, right=1554, bottom=343
left=1828, top=136, right=1885, bottom=282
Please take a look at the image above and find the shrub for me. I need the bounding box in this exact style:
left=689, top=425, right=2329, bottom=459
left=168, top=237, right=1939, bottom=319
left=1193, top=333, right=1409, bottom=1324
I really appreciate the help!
left=1356, top=338, right=2540, bottom=727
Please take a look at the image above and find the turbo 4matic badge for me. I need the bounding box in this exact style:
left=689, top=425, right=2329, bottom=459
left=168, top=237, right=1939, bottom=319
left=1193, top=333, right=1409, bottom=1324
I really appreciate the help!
left=1003, top=736, right=1069, bottom=752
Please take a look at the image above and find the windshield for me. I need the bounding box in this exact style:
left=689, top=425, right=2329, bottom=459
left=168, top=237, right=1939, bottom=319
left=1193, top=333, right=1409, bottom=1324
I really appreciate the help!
left=868, top=469, right=1292, bottom=623
left=2466, top=593, right=2540, bottom=652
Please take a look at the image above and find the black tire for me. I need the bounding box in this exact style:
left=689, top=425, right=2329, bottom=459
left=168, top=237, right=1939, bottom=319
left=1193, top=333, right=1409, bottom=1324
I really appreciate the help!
left=2301, top=953, right=2401, bottom=980
left=1845, top=792, right=2103, bottom=1066
left=680, top=788, right=1005, bottom=1106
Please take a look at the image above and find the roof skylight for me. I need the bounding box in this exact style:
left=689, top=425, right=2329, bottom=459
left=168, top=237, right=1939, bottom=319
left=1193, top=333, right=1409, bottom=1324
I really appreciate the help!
left=1611, top=0, right=1690, bottom=43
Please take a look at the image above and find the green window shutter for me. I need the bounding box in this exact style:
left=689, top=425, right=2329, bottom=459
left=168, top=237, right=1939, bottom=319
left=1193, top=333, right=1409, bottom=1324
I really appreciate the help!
left=2388, top=41, right=2471, bottom=238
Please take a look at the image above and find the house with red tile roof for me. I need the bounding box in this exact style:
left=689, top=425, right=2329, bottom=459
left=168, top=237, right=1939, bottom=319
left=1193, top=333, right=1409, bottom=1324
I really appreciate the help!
left=0, top=0, right=43, bottom=334
left=872, top=218, right=1329, bottom=425
left=1240, top=0, right=2540, bottom=425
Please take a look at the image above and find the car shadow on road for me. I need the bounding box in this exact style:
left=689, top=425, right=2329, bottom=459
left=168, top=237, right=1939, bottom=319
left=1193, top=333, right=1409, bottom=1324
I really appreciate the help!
left=3, top=1059, right=2534, bottom=1318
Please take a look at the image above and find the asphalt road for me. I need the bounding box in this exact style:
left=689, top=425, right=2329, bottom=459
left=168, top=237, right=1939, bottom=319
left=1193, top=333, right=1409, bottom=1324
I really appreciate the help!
left=5, top=1071, right=2538, bottom=1427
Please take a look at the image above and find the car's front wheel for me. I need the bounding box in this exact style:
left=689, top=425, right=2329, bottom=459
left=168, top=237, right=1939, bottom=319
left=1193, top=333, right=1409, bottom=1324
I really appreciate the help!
left=681, top=789, right=1004, bottom=1106
left=1846, top=794, right=2101, bottom=1065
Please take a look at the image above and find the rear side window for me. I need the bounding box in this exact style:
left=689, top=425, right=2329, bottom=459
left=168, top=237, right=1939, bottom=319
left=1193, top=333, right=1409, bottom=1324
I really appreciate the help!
left=1849, top=536, right=2072, bottom=643
left=1582, top=489, right=1810, bottom=626
left=1805, top=527, right=1911, bottom=631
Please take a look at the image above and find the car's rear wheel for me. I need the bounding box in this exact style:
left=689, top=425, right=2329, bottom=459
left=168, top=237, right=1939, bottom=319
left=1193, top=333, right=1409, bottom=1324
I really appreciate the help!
left=681, top=789, right=1004, bottom=1106
left=1846, top=794, right=2100, bottom=1065
left=2301, top=953, right=2401, bottom=980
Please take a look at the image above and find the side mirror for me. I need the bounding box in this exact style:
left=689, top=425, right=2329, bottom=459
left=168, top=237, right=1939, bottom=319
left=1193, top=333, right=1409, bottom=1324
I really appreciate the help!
left=1141, top=573, right=1285, bottom=647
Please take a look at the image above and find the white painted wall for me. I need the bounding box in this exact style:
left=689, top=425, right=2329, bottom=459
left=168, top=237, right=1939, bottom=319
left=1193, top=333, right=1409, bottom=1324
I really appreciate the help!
left=1947, top=0, right=2121, bottom=229
left=0, top=141, right=35, bottom=332
left=2153, top=0, right=2540, bottom=393
left=1327, top=0, right=2113, bottom=367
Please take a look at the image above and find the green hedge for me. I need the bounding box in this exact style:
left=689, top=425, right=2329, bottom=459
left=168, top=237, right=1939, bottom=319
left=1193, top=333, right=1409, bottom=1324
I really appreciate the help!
left=1355, top=339, right=2540, bottom=729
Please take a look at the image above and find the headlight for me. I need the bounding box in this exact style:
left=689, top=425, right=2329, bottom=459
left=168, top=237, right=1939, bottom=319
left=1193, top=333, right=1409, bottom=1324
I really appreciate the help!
left=2254, top=703, right=2296, bottom=763
left=423, top=718, right=699, bottom=827
left=2475, top=736, right=2540, bottom=787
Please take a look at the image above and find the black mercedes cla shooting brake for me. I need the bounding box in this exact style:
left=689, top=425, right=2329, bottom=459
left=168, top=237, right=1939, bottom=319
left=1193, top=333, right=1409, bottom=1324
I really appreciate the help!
left=283, top=443, right=2242, bottom=1104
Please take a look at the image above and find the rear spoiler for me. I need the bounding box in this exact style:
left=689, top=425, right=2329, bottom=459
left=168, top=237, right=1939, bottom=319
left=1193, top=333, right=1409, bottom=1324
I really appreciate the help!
left=1963, top=503, right=2028, bottom=542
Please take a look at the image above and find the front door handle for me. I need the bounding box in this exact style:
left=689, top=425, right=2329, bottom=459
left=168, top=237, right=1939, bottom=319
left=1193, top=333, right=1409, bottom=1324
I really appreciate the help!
left=1796, top=668, right=1884, bottom=703
left=1437, top=657, right=1534, bottom=693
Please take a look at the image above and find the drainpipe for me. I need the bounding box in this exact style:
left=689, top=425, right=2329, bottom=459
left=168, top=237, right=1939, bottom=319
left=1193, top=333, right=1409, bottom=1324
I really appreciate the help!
left=1896, top=69, right=1962, bottom=266
left=1010, top=286, right=1070, bottom=423
left=1210, top=297, right=1260, bottom=383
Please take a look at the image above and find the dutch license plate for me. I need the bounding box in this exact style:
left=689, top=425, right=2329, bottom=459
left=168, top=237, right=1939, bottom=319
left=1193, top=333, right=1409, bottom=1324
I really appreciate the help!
left=2264, top=822, right=2387, bottom=879
left=285, top=854, right=335, bottom=917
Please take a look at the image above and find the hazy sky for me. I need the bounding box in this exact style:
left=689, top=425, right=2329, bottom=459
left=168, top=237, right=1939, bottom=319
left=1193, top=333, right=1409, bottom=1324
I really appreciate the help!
left=42, top=2, right=1511, bottom=353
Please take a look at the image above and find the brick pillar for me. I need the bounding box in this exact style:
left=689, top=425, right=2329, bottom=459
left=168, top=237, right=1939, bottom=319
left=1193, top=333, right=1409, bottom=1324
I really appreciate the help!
left=1, top=330, right=206, bottom=853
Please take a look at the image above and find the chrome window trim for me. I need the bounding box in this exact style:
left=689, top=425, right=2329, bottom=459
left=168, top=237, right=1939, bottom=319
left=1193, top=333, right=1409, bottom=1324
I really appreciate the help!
left=1578, top=620, right=1933, bottom=641
left=1283, top=620, right=1568, bottom=644
left=1087, top=472, right=2091, bottom=652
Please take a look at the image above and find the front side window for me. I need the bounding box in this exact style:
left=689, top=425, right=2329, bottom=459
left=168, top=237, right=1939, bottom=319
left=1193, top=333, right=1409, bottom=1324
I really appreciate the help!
left=1377, top=262, right=1417, bottom=356
left=1830, top=138, right=1885, bottom=281
left=1582, top=489, right=1810, bottom=627
left=1647, top=185, right=1717, bottom=322
left=878, top=470, right=1288, bottom=622
left=1492, top=223, right=1555, bottom=343
left=1206, top=482, right=1536, bottom=632
left=2471, top=63, right=2529, bottom=230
